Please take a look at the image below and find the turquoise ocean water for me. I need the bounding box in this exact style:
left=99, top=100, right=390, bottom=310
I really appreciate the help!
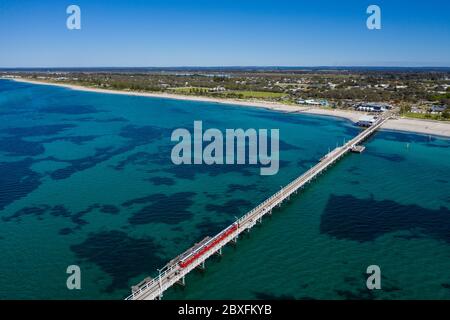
left=0, top=79, right=449, bottom=299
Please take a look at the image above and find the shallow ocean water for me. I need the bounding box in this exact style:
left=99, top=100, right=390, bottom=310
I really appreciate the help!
left=0, top=79, right=449, bottom=299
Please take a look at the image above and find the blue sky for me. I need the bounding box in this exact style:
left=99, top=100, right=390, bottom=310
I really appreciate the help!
left=0, top=0, right=449, bottom=67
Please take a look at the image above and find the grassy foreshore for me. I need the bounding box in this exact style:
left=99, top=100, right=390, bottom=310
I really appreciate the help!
left=8, top=77, right=450, bottom=138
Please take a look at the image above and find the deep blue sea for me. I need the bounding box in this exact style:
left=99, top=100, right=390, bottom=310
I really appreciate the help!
left=0, top=79, right=449, bottom=299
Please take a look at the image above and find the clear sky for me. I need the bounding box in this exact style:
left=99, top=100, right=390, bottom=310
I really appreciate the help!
left=0, top=0, right=449, bottom=67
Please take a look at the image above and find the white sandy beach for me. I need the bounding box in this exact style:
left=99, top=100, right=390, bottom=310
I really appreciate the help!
left=8, top=77, right=450, bottom=138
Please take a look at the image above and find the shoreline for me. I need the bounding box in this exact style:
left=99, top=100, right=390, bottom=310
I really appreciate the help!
left=7, top=77, right=450, bottom=138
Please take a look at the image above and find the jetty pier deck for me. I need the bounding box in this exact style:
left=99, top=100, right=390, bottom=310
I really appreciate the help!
left=125, top=113, right=391, bottom=300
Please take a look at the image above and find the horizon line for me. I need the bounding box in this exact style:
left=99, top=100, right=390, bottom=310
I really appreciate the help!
left=2, top=65, right=450, bottom=70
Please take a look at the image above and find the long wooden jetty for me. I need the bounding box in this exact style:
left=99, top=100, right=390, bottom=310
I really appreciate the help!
left=125, top=114, right=391, bottom=300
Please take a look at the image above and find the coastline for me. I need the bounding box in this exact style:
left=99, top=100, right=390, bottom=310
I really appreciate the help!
left=7, top=77, right=450, bottom=138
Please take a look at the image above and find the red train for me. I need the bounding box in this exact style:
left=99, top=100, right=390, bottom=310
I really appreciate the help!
left=179, top=223, right=238, bottom=269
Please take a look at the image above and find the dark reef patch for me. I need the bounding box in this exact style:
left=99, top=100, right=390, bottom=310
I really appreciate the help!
left=204, top=193, right=221, bottom=200
left=2, top=206, right=48, bottom=222
left=338, top=273, right=400, bottom=299
left=40, top=104, right=100, bottom=115
left=48, top=205, right=71, bottom=218
left=0, top=80, right=32, bottom=92
left=68, top=116, right=128, bottom=123
left=253, top=292, right=299, bottom=300
left=40, top=135, right=98, bottom=146
left=320, top=194, right=450, bottom=243
left=335, top=288, right=376, bottom=300
left=162, top=166, right=201, bottom=180
left=119, top=125, right=170, bottom=145
left=205, top=199, right=253, bottom=216
left=367, top=151, right=406, bottom=163
left=3, top=124, right=76, bottom=137
left=59, top=227, right=74, bottom=235
left=278, top=140, right=303, bottom=151
left=70, top=230, right=164, bottom=292
left=127, top=192, right=196, bottom=225
left=442, top=283, right=450, bottom=289
left=393, top=232, right=425, bottom=241
left=50, top=125, right=169, bottom=180
left=100, top=205, right=120, bottom=214
left=50, top=146, right=122, bottom=180
left=69, top=204, right=120, bottom=227
left=2, top=204, right=71, bottom=222
left=226, top=183, right=258, bottom=194
left=101, top=117, right=129, bottom=123
left=146, top=177, right=175, bottom=186
left=0, top=124, right=77, bottom=156
left=0, top=136, right=45, bottom=156
left=0, top=158, right=42, bottom=210
left=122, top=194, right=164, bottom=207
left=113, top=152, right=156, bottom=171
left=3, top=203, right=119, bottom=230
left=346, top=166, right=361, bottom=176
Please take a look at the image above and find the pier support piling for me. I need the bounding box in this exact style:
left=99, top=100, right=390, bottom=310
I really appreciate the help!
left=176, top=276, right=185, bottom=287
left=196, top=261, right=206, bottom=271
